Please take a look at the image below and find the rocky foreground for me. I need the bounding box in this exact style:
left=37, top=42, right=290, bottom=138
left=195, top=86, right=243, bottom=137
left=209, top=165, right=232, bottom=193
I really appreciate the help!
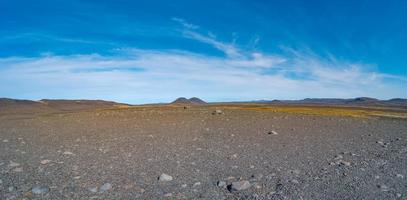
left=0, top=105, right=406, bottom=199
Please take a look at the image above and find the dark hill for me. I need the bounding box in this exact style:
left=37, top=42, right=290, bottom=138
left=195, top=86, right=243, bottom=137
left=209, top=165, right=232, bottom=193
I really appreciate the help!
left=171, top=97, right=206, bottom=104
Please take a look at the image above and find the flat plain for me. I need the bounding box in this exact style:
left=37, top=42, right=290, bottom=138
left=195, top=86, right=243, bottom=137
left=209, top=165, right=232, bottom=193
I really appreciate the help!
left=1, top=101, right=407, bottom=199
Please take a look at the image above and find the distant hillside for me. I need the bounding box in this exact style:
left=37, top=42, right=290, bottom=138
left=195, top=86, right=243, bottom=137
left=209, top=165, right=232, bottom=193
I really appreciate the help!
left=171, top=97, right=207, bottom=104
left=260, top=97, right=407, bottom=108
left=0, top=98, right=128, bottom=114
left=39, top=99, right=128, bottom=111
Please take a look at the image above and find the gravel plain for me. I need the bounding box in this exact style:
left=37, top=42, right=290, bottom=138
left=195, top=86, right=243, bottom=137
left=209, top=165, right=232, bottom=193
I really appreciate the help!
left=0, top=105, right=406, bottom=199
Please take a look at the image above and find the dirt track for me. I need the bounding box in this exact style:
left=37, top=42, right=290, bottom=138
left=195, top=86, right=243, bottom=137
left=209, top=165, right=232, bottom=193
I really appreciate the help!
left=1, top=105, right=407, bottom=199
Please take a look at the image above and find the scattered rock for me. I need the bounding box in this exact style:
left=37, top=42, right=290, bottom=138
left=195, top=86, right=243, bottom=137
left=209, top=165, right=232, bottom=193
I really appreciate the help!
left=230, top=154, right=238, bottom=159
left=32, top=186, right=50, bottom=194
left=230, top=180, right=251, bottom=191
left=164, top=193, right=173, bottom=197
left=9, top=186, right=16, bottom=192
left=212, top=110, right=223, bottom=115
left=63, top=151, right=74, bottom=155
left=9, top=161, right=20, bottom=167
left=193, top=182, right=201, bottom=187
left=250, top=174, right=264, bottom=181
left=339, top=161, right=351, bottom=167
left=40, top=160, right=52, bottom=165
left=88, top=187, right=98, bottom=193
left=158, top=173, right=173, bottom=182
left=217, top=181, right=226, bottom=187
left=291, top=179, right=299, bottom=184
left=396, top=174, right=404, bottom=178
left=13, top=167, right=23, bottom=172
left=100, top=183, right=112, bottom=192
left=376, top=141, right=388, bottom=147
left=268, top=131, right=278, bottom=135
left=378, top=184, right=389, bottom=192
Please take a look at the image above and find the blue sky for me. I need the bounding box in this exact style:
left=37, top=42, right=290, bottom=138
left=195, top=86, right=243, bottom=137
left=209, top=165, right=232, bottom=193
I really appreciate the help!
left=0, top=0, right=406, bottom=103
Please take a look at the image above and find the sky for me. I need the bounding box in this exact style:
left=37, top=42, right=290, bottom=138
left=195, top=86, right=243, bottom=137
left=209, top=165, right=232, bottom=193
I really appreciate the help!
left=0, top=0, right=406, bottom=104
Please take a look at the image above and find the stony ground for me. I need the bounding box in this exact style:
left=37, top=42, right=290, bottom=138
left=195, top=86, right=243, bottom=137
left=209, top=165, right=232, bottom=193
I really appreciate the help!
left=0, top=106, right=406, bottom=199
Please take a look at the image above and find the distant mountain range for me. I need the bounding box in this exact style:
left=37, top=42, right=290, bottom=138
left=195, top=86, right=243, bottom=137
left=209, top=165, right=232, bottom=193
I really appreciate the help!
left=1, top=97, right=407, bottom=110
left=250, top=97, right=407, bottom=108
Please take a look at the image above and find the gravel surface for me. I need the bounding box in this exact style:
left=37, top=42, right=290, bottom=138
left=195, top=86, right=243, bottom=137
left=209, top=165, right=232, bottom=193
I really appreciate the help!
left=0, top=106, right=406, bottom=199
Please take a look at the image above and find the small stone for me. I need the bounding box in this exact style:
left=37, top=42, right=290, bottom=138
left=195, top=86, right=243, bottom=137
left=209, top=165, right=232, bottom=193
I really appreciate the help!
left=32, top=186, right=50, bottom=194
left=0, top=179, right=3, bottom=184
left=9, top=161, right=20, bottom=167
left=13, top=167, right=23, bottom=172
left=339, top=161, right=351, bottom=167
left=251, top=174, right=264, bottom=180
left=291, top=179, right=299, bottom=184
left=158, top=173, right=173, bottom=182
left=378, top=184, right=389, bottom=192
left=3, top=139, right=8, bottom=142
left=230, top=180, right=251, bottom=191
left=334, top=155, right=343, bottom=160
left=396, top=193, right=402, bottom=198
left=254, top=184, right=262, bottom=189
left=212, top=110, right=223, bottom=115
left=63, top=151, right=74, bottom=155
left=268, top=131, right=278, bottom=135
left=164, top=193, right=172, bottom=197
left=40, top=160, right=52, bottom=165
left=100, top=183, right=112, bottom=192
left=193, top=182, right=201, bottom=187
left=396, top=174, right=404, bottom=178
left=88, top=187, right=98, bottom=193
left=181, top=184, right=187, bottom=188
left=217, top=181, right=226, bottom=187
left=9, top=186, right=15, bottom=192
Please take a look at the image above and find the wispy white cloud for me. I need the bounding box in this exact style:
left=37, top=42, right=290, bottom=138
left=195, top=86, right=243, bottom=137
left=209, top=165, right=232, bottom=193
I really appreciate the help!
left=173, top=17, right=242, bottom=58
left=0, top=20, right=406, bottom=103
left=171, top=17, right=199, bottom=30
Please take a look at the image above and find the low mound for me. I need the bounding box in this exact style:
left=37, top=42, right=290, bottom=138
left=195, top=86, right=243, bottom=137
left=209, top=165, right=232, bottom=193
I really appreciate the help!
left=0, top=98, right=52, bottom=114
left=0, top=98, right=129, bottom=114
left=39, top=99, right=128, bottom=111
left=171, top=97, right=206, bottom=104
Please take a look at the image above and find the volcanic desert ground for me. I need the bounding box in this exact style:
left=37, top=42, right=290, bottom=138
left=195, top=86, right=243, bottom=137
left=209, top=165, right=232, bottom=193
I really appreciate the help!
left=1, top=98, right=407, bottom=200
